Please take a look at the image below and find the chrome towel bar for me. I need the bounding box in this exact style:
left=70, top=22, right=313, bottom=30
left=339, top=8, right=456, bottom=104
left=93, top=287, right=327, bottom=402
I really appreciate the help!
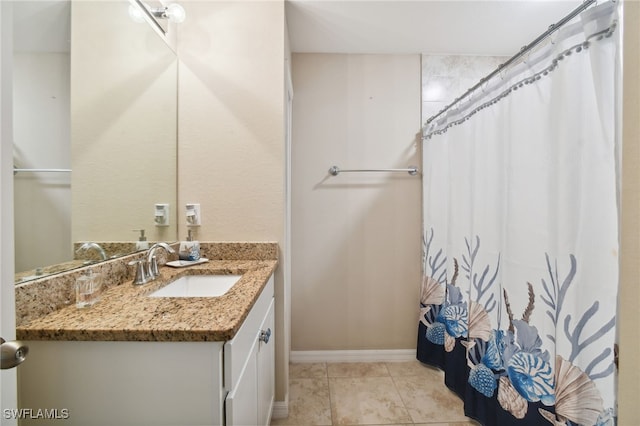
left=13, top=168, right=71, bottom=173
left=329, top=165, right=418, bottom=176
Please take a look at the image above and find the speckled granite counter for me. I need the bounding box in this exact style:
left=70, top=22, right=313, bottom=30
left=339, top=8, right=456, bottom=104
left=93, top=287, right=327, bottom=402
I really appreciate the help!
left=16, top=242, right=278, bottom=342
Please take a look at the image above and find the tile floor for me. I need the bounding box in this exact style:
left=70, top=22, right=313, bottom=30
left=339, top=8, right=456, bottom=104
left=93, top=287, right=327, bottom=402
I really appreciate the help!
left=271, top=361, right=479, bottom=426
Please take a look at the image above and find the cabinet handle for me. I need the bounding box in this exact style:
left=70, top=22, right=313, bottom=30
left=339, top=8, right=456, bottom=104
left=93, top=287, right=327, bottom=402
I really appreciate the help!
left=259, top=328, right=272, bottom=344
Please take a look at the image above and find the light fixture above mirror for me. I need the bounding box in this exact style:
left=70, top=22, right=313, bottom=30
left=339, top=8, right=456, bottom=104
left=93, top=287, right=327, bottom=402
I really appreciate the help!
left=128, top=0, right=185, bottom=35
left=151, top=3, right=186, bottom=24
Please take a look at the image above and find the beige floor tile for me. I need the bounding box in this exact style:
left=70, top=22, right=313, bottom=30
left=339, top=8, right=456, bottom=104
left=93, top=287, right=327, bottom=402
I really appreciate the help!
left=271, top=377, right=332, bottom=425
left=393, top=375, right=471, bottom=423
left=415, top=423, right=479, bottom=426
left=327, top=362, right=389, bottom=377
left=385, top=360, right=444, bottom=378
left=290, top=362, right=328, bottom=378
left=413, top=422, right=479, bottom=426
left=329, top=376, right=412, bottom=425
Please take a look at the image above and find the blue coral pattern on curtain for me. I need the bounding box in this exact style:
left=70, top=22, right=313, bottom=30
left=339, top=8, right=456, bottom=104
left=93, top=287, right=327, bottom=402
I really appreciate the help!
left=418, top=3, right=619, bottom=426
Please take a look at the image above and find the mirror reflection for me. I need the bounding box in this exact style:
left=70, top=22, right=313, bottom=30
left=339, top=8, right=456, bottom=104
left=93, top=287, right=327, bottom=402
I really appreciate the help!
left=13, top=0, right=178, bottom=283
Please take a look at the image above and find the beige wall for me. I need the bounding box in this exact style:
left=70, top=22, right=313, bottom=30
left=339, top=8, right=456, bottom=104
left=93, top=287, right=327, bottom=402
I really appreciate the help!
left=618, top=1, right=640, bottom=422
left=176, top=0, right=287, bottom=400
left=71, top=1, right=177, bottom=244
left=291, top=54, right=421, bottom=351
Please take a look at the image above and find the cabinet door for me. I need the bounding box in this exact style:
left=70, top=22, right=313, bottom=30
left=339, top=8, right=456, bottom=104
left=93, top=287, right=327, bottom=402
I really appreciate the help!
left=225, top=338, right=258, bottom=426
left=224, top=276, right=274, bottom=391
left=257, top=299, right=275, bottom=426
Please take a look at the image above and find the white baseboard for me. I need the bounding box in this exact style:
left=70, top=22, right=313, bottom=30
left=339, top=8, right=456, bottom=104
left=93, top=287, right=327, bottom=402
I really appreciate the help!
left=271, top=401, right=289, bottom=419
left=290, top=349, right=416, bottom=363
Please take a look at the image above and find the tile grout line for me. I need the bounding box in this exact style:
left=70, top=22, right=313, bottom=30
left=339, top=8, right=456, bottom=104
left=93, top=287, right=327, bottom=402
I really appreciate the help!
left=384, top=362, right=417, bottom=425
left=388, top=373, right=414, bottom=425
left=324, top=363, right=336, bottom=426
left=329, top=362, right=414, bottom=426
left=384, top=362, right=416, bottom=425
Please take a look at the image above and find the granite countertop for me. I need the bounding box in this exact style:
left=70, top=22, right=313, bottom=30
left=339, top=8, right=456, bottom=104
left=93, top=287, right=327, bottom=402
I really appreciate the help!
left=17, top=259, right=277, bottom=342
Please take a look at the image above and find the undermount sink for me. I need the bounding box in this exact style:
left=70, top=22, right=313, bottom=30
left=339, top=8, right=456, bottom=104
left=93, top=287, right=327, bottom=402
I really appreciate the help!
left=148, top=275, right=242, bottom=298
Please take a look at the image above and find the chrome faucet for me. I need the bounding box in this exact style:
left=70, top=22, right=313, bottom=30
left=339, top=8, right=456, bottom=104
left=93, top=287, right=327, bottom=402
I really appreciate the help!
left=146, top=242, right=176, bottom=279
left=75, top=242, right=107, bottom=262
left=129, top=242, right=176, bottom=285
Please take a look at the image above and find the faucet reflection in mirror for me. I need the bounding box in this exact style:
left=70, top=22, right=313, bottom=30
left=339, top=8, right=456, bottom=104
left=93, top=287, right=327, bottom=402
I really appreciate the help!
left=75, top=242, right=107, bottom=263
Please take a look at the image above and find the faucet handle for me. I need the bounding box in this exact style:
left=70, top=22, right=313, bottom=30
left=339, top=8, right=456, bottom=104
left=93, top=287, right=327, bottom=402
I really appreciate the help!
left=148, top=255, right=159, bottom=279
left=128, top=259, right=150, bottom=285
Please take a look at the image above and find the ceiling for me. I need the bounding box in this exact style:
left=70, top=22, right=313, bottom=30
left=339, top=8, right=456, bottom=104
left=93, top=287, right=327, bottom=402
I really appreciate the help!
left=286, top=0, right=584, bottom=56
left=13, top=0, right=585, bottom=57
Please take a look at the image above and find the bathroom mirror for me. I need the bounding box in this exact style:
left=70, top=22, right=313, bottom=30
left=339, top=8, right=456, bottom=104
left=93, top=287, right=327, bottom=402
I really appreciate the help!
left=13, top=0, right=178, bottom=283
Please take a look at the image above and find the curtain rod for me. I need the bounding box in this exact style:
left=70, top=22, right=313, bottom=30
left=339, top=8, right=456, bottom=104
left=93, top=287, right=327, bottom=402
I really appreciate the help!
left=424, top=0, right=597, bottom=127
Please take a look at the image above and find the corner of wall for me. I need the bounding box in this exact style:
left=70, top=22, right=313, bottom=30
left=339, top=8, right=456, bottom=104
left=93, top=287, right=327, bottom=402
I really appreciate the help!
left=618, top=1, right=640, bottom=422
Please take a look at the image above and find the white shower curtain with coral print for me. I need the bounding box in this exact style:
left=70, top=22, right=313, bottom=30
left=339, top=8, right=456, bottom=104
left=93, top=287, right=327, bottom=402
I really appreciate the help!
left=418, top=3, right=619, bottom=426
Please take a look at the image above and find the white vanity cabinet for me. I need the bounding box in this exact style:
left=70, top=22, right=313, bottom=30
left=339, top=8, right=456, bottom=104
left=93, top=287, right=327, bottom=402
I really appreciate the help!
left=224, top=300, right=275, bottom=425
left=225, top=276, right=275, bottom=426
left=18, top=275, right=275, bottom=426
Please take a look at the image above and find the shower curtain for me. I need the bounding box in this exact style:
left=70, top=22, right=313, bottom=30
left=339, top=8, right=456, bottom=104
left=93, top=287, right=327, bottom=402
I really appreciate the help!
left=418, top=3, right=619, bottom=426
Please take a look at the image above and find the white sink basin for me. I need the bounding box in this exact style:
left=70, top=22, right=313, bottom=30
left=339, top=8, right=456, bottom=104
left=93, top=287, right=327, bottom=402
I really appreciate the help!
left=148, top=275, right=242, bottom=298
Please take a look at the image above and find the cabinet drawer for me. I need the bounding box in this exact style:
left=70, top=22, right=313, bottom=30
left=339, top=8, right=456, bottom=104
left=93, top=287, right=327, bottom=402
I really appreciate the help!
left=224, top=274, right=274, bottom=390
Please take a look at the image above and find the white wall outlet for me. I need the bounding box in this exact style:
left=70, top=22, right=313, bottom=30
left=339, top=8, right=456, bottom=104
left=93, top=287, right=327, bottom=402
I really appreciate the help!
left=154, top=203, right=170, bottom=227
left=186, top=203, right=201, bottom=226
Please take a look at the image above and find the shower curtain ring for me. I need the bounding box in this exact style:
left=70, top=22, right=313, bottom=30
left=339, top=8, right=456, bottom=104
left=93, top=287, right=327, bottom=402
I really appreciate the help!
left=498, top=65, right=506, bottom=81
